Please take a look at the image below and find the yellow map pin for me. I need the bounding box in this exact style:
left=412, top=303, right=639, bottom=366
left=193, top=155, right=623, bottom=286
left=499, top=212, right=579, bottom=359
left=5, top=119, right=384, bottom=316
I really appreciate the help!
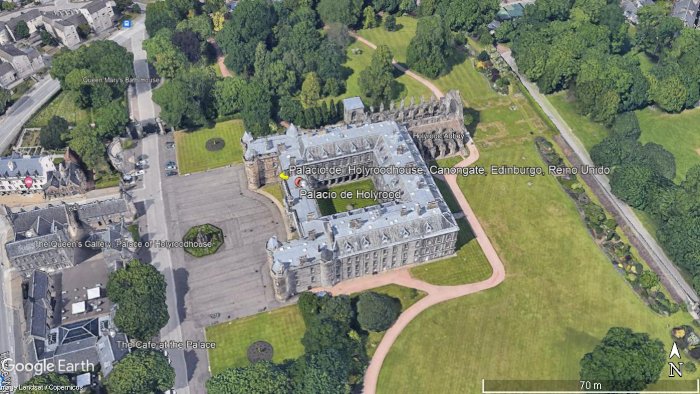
left=279, top=171, right=289, bottom=180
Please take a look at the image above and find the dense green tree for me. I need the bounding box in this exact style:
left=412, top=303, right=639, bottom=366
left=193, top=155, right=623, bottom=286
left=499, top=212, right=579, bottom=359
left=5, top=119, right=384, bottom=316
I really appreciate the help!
left=610, top=112, right=641, bottom=140
left=240, top=80, right=273, bottom=136
left=172, top=29, right=202, bottom=63
left=105, top=350, right=175, bottom=394
left=647, top=60, right=695, bottom=113
left=145, top=1, right=178, bottom=36
left=279, top=95, right=304, bottom=123
left=50, top=41, right=133, bottom=101
left=317, top=0, right=363, bottom=27
left=14, top=20, right=29, bottom=39
left=580, top=327, right=665, bottom=391
left=290, top=349, right=351, bottom=394
left=217, top=0, right=277, bottom=75
left=636, top=4, right=683, bottom=57
left=639, top=142, right=676, bottom=181
left=300, top=72, right=322, bottom=107
left=143, top=29, right=188, bottom=79
left=206, top=361, right=292, bottom=394
left=39, top=28, right=58, bottom=46
left=176, top=14, right=214, bottom=40
left=40, top=116, right=69, bottom=150
left=166, top=0, right=195, bottom=19
left=17, top=373, right=76, bottom=394
left=356, top=291, right=401, bottom=331
left=659, top=215, right=700, bottom=285
left=325, top=23, right=352, bottom=48
left=399, top=0, right=416, bottom=14
left=522, top=0, right=574, bottom=22
left=94, top=100, right=129, bottom=138
left=406, top=15, right=449, bottom=78
left=384, top=14, right=397, bottom=31
left=372, top=0, right=400, bottom=13
left=213, top=77, right=246, bottom=117
left=153, top=67, right=216, bottom=128
left=359, top=45, right=396, bottom=107
left=363, top=6, right=377, bottom=29
left=67, top=124, right=108, bottom=174
left=610, top=164, right=660, bottom=210
left=590, top=136, right=641, bottom=169
left=0, top=87, right=10, bottom=114
left=203, top=0, right=225, bottom=14
left=443, top=0, right=499, bottom=32
left=107, top=260, right=169, bottom=340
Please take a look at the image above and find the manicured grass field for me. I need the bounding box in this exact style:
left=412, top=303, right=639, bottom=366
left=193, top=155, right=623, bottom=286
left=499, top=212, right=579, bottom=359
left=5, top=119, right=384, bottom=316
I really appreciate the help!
left=433, top=51, right=500, bottom=107
left=324, top=41, right=431, bottom=105
left=317, top=178, right=377, bottom=216
left=410, top=219, right=492, bottom=286
left=357, top=16, right=417, bottom=64
left=205, top=305, right=306, bottom=375
left=174, top=120, right=245, bottom=174
left=637, top=106, right=700, bottom=180
left=377, top=89, right=695, bottom=393
left=26, top=90, right=91, bottom=128
left=261, top=183, right=284, bottom=206
left=548, top=91, right=608, bottom=150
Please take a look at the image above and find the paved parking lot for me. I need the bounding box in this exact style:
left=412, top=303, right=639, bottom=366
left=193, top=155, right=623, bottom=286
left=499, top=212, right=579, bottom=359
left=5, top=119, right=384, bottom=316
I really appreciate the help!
left=160, top=164, right=288, bottom=389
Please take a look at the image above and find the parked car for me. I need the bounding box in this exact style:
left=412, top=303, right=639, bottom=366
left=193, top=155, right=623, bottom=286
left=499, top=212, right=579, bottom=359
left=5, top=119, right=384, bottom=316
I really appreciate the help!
left=133, top=169, right=145, bottom=176
left=166, top=142, right=175, bottom=149
left=137, top=159, right=148, bottom=166
left=166, top=170, right=178, bottom=177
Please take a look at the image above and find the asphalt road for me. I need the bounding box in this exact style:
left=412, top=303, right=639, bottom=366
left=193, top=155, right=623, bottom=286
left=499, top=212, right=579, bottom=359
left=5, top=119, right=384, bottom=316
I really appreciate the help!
left=132, top=134, right=190, bottom=393
left=499, top=47, right=700, bottom=310
left=0, top=77, right=61, bottom=153
left=120, top=21, right=160, bottom=124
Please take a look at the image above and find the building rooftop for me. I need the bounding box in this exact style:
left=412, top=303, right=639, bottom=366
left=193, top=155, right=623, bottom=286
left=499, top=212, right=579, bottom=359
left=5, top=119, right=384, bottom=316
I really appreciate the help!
left=245, top=120, right=458, bottom=273
left=0, top=154, right=54, bottom=180
left=56, top=256, right=112, bottom=325
left=671, top=0, right=699, bottom=26
left=342, top=97, right=364, bottom=111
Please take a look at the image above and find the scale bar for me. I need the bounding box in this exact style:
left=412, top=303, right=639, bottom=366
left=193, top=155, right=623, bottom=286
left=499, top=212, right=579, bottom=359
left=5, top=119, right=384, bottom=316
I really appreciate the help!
left=482, top=379, right=700, bottom=394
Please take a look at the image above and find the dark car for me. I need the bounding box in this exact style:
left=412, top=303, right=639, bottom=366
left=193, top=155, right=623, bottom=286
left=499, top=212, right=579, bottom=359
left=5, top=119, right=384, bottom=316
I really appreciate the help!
left=165, top=171, right=178, bottom=177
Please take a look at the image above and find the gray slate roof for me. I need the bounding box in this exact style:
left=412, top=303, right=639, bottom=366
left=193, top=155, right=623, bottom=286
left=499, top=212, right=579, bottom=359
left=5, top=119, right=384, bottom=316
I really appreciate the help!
left=0, top=154, right=52, bottom=179
left=77, top=198, right=128, bottom=222
left=342, top=97, right=364, bottom=111
left=0, top=62, right=15, bottom=76
left=672, top=0, right=700, bottom=26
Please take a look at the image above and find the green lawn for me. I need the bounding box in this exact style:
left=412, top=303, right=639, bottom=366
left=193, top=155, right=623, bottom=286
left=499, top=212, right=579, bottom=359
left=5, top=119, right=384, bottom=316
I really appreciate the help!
left=324, top=41, right=431, bottom=105
left=548, top=91, right=608, bottom=150
left=261, top=183, right=284, bottom=206
left=205, top=305, right=306, bottom=375
left=376, top=60, right=694, bottom=392
left=410, top=219, right=492, bottom=286
left=357, top=16, right=417, bottom=64
left=317, top=178, right=377, bottom=216
left=637, top=106, right=700, bottom=181
left=26, top=90, right=91, bottom=128
left=434, top=51, right=500, bottom=107
left=174, top=119, right=245, bottom=174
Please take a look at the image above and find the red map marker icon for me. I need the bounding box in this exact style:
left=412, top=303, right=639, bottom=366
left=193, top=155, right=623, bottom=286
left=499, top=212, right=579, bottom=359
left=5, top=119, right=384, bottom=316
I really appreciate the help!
left=23, top=176, right=33, bottom=189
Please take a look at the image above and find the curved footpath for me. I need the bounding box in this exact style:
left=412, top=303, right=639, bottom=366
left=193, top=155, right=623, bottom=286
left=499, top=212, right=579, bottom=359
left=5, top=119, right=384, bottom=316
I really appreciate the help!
left=312, top=33, right=506, bottom=394
left=350, top=32, right=445, bottom=99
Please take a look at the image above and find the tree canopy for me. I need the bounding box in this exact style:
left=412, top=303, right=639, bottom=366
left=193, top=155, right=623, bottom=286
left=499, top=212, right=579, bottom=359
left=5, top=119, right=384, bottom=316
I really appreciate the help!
left=207, top=361, right=292, bottom=394
left=16, top=373, right=76, bottom=394
left=406, top=15, right=449, bottom=79
left=359, top=45, right=396, bottom=107
left=356, top=291, right=401, bottom=331
left=580, top=327, right=665, bottom=392
left=40, top=116, right=69, bottom=150
left=105, top=350, right=175, bottom=394
left=107, top=260, right=169, bottom=340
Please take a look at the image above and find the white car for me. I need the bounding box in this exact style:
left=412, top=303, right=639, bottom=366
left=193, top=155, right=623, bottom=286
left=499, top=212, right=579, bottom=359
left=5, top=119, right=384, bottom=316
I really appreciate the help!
left=133, top=169, right=145, bottom=176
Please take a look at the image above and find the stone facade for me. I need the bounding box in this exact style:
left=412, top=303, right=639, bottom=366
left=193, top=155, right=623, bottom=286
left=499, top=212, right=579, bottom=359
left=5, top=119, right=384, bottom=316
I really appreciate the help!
left=242, top=91, right=470, bottom=300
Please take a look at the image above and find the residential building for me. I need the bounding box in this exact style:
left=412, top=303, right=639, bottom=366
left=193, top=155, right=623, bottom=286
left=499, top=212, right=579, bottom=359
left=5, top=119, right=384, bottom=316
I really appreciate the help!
left=620, top=0, right=654, bottom=24
left=671, top=0, right=700, bottom=27
left=42, top=12, right=86, bottom=48
left=0, top=62, right=17, bottom=88
left=0, top=22, right=11, bottom=45
left=5, top=9, right=43, bottom=41
left=0, top=44, right=45, bottom=79
left=243, top=92, right=469, bottom=300
left=78, top=0, right=116, bottom=34
left=0, top=154, right=55, bottom=195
